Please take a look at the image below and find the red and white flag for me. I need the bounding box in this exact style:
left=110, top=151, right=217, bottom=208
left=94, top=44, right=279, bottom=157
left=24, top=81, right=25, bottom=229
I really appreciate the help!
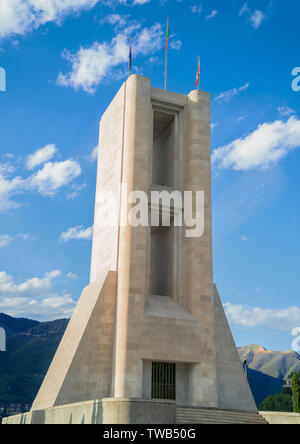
left=196, top=56, right=200, bottom=89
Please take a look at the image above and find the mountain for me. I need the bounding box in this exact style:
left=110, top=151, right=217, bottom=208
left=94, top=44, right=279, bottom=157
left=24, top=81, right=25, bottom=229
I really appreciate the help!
left=0, top=314, right=68, bottom=420
left=238, top=344, right=300, bottom=406
left=238, top=344, right=300, bottom=379
left=0, top=313, right=40, bottom=337
left=244, top=368, right=283, bottom=407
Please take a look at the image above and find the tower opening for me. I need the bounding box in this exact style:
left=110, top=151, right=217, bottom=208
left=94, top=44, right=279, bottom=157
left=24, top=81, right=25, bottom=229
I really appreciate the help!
left=152, top=111, right=175, bottom=188
left=151, top=362, right=176, bottom=400
left=150, top=225, right=173, bottom=297
left=150, top=109, right=176, bottom=299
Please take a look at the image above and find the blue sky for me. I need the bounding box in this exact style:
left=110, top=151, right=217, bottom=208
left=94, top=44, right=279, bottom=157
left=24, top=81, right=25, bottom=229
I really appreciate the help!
left=0, top=0, right=299, bottom=351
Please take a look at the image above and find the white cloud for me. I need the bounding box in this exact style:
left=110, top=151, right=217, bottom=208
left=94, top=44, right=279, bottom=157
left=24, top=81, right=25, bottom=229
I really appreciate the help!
left=67, top=272, right=79, bottom=279
left=170, top=38, right=182, bottom=51
left=206, top=10, right=218, bottom=20
left=66, top=182, right=86, bottom=199
left=277, top=106, right=296, bottom=117
left=0, top=235, right=13, bottom=248
left=239, top=4, right=266, bottom=30
left=0, top=162, right=15, bottom=176
left=26, top=143, right=57, bottom=170
left=214, top=82, right=249, bottom=104
left=59, top=225, right=93, bottom=242
left=0, top=0, right=34, bottom=38
left=0, top=294, right=75, bottom=320
left=212, top=116, right=300, bottom=170
left=45, top=270, right=62, bottom=279
left=130, top=0, right=150, bottom=4
left=57, top=23, right=163, bottom=93
left=0, top=269, right=58, bottom=296
left=250, top=10, right=266, bottom=29
left=17, top=233, right=35, bottom=241
left=30, top=0, right=99, bottom=22
left=90, top=145, right=98, bottom=161
left=0, top=0, right=99, bottom=39
left=0, top=164, right=25, bottom=211
left=133, top=24, right=163, bottom=54
left=28, top=159, right=81, bottom=196
left=1, top=154, right=14, bottom=160
left=32, top=295, right=75, bottom=319
left=0, top=233, right=34, bottom=248
left=0, top=149, right=82, bottom=211
left=240, top=234, right=249, bottom=241
left=59, top=38, right=115, bottom=93
left=224, top=302, right=300, bottom=332
left=191, top=5, right=202, bottom=15
left=101, top=13, right=128, bottom=29
left=0, top=0, right=152, bottom=39
left=239, top=2, right=250, bottom=16
left=0, top=269, right=75, bottom=320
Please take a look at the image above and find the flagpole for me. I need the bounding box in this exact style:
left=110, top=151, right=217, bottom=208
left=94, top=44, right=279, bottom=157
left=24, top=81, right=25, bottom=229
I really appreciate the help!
left=165, top=44, right=168, bottom=90
left=196, top=55, right=200, bottom=91
left=197, top=56, right=200, bottom=91
left=164, top=17, right=169, bottom=90
left=128, top=37, right=132, bottom=77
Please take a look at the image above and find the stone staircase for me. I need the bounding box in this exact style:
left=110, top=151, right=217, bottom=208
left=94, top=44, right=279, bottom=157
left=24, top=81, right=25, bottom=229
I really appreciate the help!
left=176, top=407, right=268, bottom=424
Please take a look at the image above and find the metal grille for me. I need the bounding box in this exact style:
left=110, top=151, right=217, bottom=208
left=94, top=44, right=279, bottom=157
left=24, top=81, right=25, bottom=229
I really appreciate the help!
left=151, top=362, right=176, bottom=400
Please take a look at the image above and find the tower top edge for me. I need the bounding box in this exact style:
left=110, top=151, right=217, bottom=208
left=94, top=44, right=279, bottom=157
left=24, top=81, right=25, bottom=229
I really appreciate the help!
left=125, top=74, right=210, bottom=98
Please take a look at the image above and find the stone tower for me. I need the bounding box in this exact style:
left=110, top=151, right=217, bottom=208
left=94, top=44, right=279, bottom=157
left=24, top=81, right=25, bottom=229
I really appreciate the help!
left=29, top=75, right=257, bottom=423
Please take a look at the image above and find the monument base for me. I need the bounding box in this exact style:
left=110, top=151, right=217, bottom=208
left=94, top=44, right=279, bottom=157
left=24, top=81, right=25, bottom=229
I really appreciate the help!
left=2, top=399, right=269, bottom=424
left=1, top=398, right=176, bottom=425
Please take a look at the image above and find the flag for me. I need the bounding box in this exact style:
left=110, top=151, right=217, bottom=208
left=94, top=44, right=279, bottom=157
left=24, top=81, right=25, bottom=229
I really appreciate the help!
left=165, top=18, right=169, bottom=51
left=128, top=38, right=132, bottom=75
left=196, top=56, right=200, bottom=88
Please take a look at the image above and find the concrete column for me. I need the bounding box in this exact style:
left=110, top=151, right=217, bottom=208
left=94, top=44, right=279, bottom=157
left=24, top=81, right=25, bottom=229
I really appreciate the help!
left=185, top=90, right=213, bottom=318
left=185, top=90, right=218, bottom=407
left=113, top=75, right=151, bottom=398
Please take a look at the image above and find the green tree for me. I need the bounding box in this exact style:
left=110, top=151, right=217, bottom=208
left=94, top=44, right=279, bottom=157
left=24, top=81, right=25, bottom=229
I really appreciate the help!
left=259, top=380, right=295, bottom=412
left=292, top=371, right=300, bottom=413
left=281, top=386, right=292, bottom=396
left=259, top=393, right=293, bottom=412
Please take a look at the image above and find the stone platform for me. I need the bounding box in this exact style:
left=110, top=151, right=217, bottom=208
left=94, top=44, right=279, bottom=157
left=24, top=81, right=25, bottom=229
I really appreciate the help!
left=2, top=399, right=268, bottom=425
left=259, top=411, right=300, bottom=425
left=2, top=399, right=176, bottom=424
left=176, top=406, right=268, bottom=424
